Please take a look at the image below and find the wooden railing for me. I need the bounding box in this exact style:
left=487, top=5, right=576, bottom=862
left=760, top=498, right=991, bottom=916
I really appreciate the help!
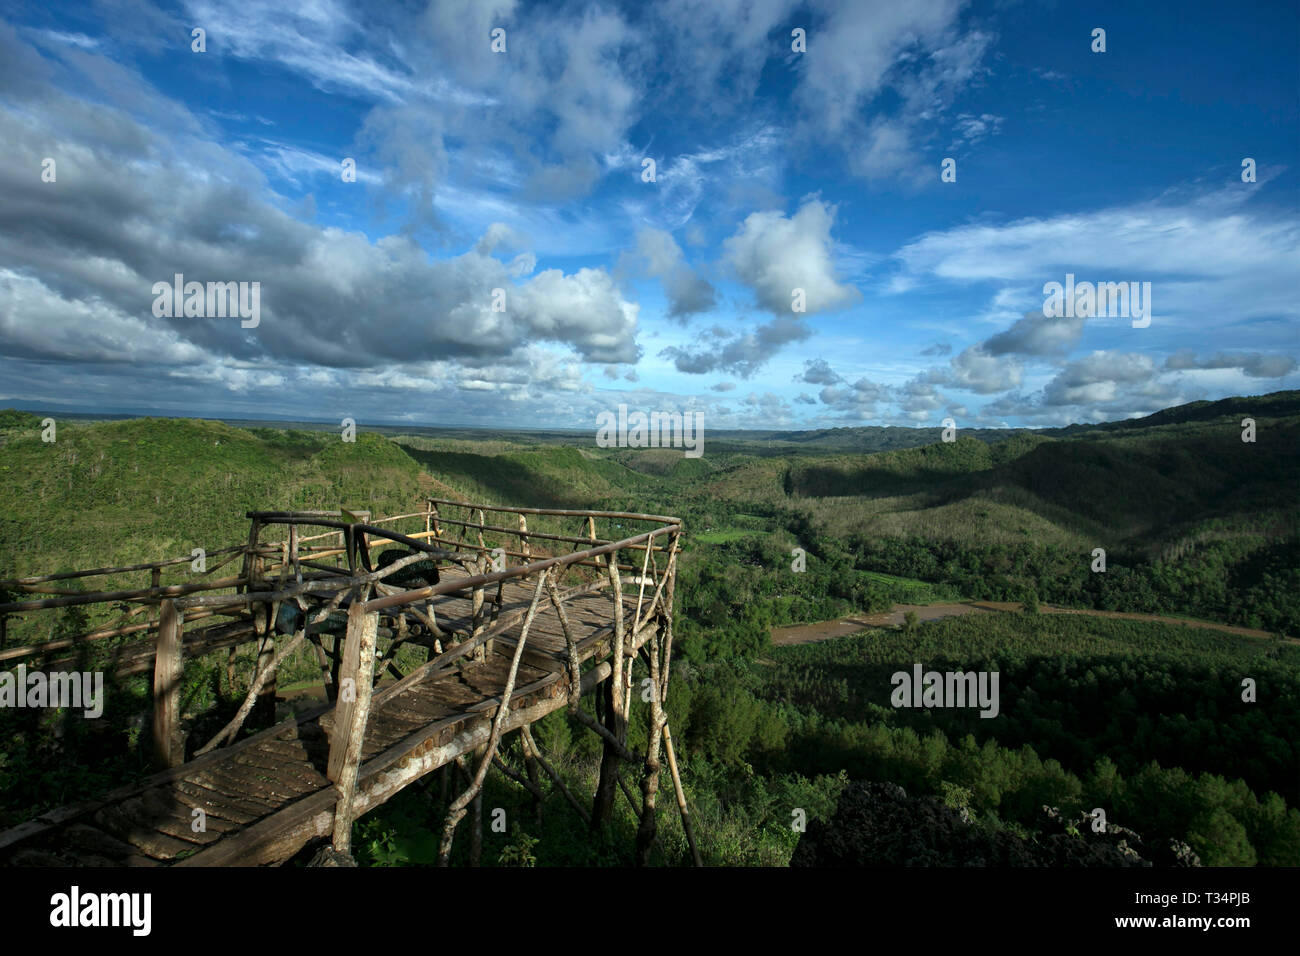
left=0, top=498, right=692, bottom=866
left=0, top=499, right=682, bottom=768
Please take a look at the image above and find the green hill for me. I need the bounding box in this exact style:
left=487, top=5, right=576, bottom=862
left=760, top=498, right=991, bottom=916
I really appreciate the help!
left=0, top=417, right=421, bottom=577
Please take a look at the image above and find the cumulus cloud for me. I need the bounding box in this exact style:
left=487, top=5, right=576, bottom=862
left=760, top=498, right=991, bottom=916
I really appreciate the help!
left=982, top=310, right=1085, bottom=356
left=1164, top=351, right=1297, bottom=378
left=741, top=391, right=796, bottom=426
left=653, top=0, right=798, bottom=112
left=934, top=346, right=1023, bottom=393
left=626, top=228, right=716, bottom=320
left=722, top=200, right=860, bottom=315
left=1044, top=351, right=1157, bottom=406
left=818, top=376, right=890, bottom=417
left=186, top=0, right=642, bottom=212
left=660, top=314, right=813, bottom=377
left=896, top=380, right=948, bottom=421
left=0, top=49, right=641, bottom=370
left=799, top=357, right=842, bottom=385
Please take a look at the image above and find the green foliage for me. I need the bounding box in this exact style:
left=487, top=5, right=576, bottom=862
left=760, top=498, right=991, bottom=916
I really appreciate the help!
left=0, top=408, right=42, bottom=431
left=498, top=832, right=539, bottom=867
left=2, top=392, right=1297, bottom=867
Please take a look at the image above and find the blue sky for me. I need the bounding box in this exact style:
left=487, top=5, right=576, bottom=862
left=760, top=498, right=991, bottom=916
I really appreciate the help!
left=0, top=0, right=1296, bottom=429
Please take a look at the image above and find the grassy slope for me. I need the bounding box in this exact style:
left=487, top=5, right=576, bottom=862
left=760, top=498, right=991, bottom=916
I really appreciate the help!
left=0, top=418, right=422, bottom=577
left=778, top=405, right=1299, bottom=558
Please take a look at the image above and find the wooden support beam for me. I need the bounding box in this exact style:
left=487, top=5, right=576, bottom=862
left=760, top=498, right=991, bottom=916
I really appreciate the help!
left=438, top=572, right=546, bottom=865
left=308, top=634, right=335, bottom=703
left=491, top=751, right=544, bottom=801
left=328, top=602, right=378, bottom=855
left=470, top=757, right=484, bottom=868
left=635, top=630, right=667, bottom=866
left=151, top=600, right=184, bottom=769
left=253, top=615, right=277, bottom=726
left=194, top=582, right=347, bottom=757
left=521, top=724, right=590, bottom=828
left=662, top=723, right=701, bottom=867
left=593, top=557, right=628, bottom=828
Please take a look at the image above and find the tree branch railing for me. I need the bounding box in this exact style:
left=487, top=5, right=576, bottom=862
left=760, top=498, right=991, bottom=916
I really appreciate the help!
left=0, top=499, right=690, bottom=862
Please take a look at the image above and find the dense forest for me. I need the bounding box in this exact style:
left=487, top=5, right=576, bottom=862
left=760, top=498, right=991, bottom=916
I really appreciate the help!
left=0, top=391, right=1296, bottom=865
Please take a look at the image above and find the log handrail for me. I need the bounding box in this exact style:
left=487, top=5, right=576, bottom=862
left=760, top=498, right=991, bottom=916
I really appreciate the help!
left=0, top=496, right=692, bottom=862
left=426, top=497, right=678, bottom=524
left=362, top=524, right=680, bottom=614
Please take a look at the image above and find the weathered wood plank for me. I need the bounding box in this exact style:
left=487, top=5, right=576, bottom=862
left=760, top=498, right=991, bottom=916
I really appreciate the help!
left=152, top=600, right=184, bottom=769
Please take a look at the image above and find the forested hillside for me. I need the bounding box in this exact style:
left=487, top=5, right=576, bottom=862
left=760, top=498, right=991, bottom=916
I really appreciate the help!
left=0, top=392, right=1296, bottom=866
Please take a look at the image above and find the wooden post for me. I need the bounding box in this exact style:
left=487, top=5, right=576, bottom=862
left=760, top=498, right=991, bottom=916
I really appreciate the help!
left=289, top=524, right=300, bottom=582
left=328, top=602, right=378, bottom=855
left=470, top=750, right=484, bottom=867
left=437, top=572, right=548, bottom=864
left=240, top=519, right=263, bottom=591
left=151, top=599, right=184, bottom=769
left=635, top=630, right=667, bottom=866
left=470, top=555, right=485, bottom=662
left=150, top=565, right=162, bottom=657
left=593, top=557, right=627, bottom=828
left=309, top=634, right=335, bottom=703
left=592, top=681, right=620, bottom=827
left=523, top=734, right=543, bottom=827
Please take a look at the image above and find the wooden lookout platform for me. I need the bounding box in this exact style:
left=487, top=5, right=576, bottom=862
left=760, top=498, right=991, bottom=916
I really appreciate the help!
left=0, top=499, right=697, bottom=867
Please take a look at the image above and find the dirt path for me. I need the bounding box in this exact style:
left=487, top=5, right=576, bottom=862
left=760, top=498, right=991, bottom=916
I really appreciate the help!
left=1030, top=604, right=1291, bottom=641
left=770, top=601, right=1293, bottom=647
left=771, top=604, right=994, bottom=646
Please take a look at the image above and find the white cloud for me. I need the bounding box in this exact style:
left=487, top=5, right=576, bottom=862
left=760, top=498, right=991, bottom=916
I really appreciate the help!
left=723, top=199, right=860, bottom=315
